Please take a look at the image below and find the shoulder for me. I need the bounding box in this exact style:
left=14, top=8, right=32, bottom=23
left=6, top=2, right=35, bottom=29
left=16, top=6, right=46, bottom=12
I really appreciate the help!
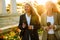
left=32, top=14, right=38, bottom=19
left=20, top=14, right=25, bottom=18
left=41, top=12, right=46, bottom=18
left=57, top=12, right=60, bottom=17
left=41, top=11, right=47, bottom=16
left=57, top=12, right=60, bottom=15
left=54, top=12, right=60, bottom=16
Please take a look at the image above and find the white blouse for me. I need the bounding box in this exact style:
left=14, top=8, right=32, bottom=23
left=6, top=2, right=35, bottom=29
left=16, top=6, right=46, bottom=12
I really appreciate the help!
left=47, top=16, right=54, bottom=34
left=25, top=14, right=31, bottom=40
left=25, top=14, right=31, bottom=26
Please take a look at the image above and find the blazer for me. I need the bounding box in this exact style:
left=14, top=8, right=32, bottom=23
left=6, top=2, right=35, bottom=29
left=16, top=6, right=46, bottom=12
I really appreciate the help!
left=41, top=12, right=60, bottom=40
left=18, top=14, right=41, bottom=40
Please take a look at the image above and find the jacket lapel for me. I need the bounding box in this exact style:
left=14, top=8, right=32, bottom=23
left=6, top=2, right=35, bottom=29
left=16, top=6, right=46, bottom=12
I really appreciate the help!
left=53, top=13, right=58, bottom=25
left=53, top=13, right=60, bottom=39
left=30, top=15, right=32, bottom=25
left=24, top=14, right=28, bottom=25
left=24, top=14, right=32, bottom=26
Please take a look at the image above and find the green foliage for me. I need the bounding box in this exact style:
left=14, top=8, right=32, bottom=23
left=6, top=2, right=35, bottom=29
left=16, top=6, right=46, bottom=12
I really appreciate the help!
left=0, top=27, right=20, bottom=40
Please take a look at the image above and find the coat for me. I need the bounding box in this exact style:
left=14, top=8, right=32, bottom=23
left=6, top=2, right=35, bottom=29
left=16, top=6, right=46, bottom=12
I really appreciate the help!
left=18, top=14, right=41, bottom=40
left=41, top=12, right=60, bottom=40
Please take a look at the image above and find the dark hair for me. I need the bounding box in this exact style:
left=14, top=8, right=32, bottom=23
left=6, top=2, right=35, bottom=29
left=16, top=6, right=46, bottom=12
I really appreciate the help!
left=47, top=22, right=51, bottom=26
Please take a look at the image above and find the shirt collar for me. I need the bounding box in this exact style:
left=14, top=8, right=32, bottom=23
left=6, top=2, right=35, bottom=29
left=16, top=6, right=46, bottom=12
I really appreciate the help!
left=25, top=13, right=31, bottom=18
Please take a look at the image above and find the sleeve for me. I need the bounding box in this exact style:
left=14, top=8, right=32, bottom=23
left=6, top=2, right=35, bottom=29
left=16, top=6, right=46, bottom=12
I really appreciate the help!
left=18, top=16, right=23, bottom=30
left=55, top=13, right=60, bottom=30
left=18, top=15, right=27, bottom=30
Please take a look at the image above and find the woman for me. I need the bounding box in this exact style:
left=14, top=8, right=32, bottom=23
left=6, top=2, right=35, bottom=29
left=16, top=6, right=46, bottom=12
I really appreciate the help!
left=41, top=1, right=60, bottom=40
left=18, top=3, right=41, bottom=40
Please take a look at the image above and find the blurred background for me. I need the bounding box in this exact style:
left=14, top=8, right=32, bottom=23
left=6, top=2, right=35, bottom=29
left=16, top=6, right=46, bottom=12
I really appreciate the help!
left=0, top=0, right=60, bottom=40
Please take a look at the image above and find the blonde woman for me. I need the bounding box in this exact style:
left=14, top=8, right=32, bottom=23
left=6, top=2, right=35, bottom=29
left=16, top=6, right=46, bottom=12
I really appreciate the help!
left=18, top=3, right=41, bottom=40
left=41, top=1, right=60, bottom=40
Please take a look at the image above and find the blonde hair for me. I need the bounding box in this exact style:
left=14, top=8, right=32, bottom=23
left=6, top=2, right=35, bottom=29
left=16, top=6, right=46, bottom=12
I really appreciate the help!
left=24, top=3, right=37, bottom=16
left=45, top=1, right=59, bottom=13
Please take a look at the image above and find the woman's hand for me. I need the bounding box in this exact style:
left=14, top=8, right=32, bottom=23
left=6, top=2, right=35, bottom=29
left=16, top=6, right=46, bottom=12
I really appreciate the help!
left=50, top=25, right=57, bottom=30
left=22, top=23, right=26, bottom=28
left=44, top=26, right=49, bottom=31
left=28, top=25, right=33, bottom=30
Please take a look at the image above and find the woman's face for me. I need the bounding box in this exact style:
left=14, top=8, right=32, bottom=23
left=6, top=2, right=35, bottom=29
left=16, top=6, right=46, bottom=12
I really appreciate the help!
left=45, top=2, right=53, bottom=13
left=25, top=4, right=31, bottom=13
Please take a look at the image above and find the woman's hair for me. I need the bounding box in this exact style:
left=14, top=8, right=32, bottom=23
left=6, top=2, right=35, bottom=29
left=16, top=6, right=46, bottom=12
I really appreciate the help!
left=52, top=2, right=59, bottom=13
left=24, top=3, right=37, bottom=16
left=45, top=1, right=59, bottom=13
